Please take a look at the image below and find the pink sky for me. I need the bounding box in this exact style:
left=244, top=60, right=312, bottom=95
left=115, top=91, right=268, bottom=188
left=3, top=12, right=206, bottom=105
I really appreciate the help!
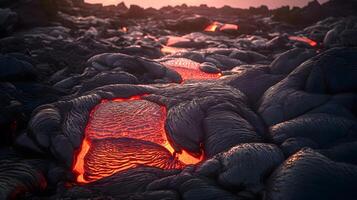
left=85, top=0, right=329, bottom=9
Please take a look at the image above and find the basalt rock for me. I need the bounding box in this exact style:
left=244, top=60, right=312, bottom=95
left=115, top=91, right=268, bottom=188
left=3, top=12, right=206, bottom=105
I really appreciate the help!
left=270, top=48, right=317, bottom=75
left=166, top=16, right=211, bottom=32
left=319, top=141, right=357, bottom=165
left=0, top=8, right=18, bottom=37
left=148, top=169, right=238, bottom=200
left=123, top=5, right=149, bottom=18
left=1, top=1, right=357, bottom=199
left=259, top=48, right=357, bottom=127
left=86, top=53, right=182, bottom=84
left=9, top=0, right=58, bottom=28
left=59, top=167, right=180, bottom=199
left=0, top=55, right=37, bottom=82
left=0, top=158, right=47, bottom=199
left=197, top=143, right=284, bottom=193
left=266, top=149, right=357, bottom=200
left=225, top=65, right=283, bottom=103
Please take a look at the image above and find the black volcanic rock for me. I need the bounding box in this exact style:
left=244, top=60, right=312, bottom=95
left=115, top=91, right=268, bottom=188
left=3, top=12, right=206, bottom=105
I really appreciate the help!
left=0, top=0, right=356, bottom=199
left=198, top=143, right=284, bottom=193
left=272, top=0, right=325, bottom=25
left=0, top=8, right=18, bottom=37
left=166, top=16, right=211, bottom=32
left=116, top=1, right=128, bottom=12
left=0, top=158, right=47, bottom=199
left=270, top=48, right=316, bottom=74
left=0, top=55, right=37, bottom=82
left=272, top=0, right=357, bottom=26
left=9, top=0, right=58, bottom=28
left=249, top=5, right=269, bottom=15
left=272, top=3, right=324, bottom=26
left=123, top=5, right=148, bottom=18
left=323, top=0, right=357, bottom=17
left=266, top=149, right=357, bottom=200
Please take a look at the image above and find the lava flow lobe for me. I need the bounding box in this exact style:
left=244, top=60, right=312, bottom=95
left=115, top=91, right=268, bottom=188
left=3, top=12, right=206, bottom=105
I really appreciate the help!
left=73, top=96, right=202, bottom=183
left=162, top=58, right=221, bottom=81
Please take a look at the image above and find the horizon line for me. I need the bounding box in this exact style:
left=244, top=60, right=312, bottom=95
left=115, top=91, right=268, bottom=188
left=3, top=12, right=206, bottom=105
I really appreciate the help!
left=84, top=0, right=329, bottom=10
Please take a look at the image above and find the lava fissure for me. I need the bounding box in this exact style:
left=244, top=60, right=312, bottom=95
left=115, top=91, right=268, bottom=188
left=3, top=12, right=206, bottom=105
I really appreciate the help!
left=289, top=36, right=318, bottom=47
left=73, top=95, right=203, bottom=183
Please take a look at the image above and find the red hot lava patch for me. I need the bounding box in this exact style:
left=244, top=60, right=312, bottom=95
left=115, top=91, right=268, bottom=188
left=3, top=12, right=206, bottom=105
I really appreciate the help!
left=162, top=58, right=221, bottom=81
left=73, top=96, right=202, bottom=183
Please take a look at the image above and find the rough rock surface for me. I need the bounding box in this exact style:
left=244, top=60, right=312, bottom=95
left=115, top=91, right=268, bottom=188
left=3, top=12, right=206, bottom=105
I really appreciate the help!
left=0, top=0, right=357, bottom=199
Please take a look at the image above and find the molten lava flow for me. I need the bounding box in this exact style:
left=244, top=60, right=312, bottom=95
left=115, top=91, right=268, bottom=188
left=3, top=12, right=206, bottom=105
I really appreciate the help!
left=220, top=23, right=239, bottom=31
left=73, top=96, right=203, bottom=183
left=204, top=21, right=220, bottom=32
left=73, top=138, right=90, bottom=183
left=161, top=46, right=188, bottom=54
left=81, top=138, right=184, bottom=182
left=204, top=22, right=239, bottom=32
left=289, top=36, right=317, bottom=47
left=162, top=58, right=221, bottom=81
left=120, top=27, right=128, bottom=33
left=166, top=36, right=191, bottom=47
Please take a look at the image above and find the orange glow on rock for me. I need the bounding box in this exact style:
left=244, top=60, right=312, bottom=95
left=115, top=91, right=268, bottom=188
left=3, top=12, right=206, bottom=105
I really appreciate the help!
left=72, top=138, right=91, bottom=183
left=162, top=58, right=221, bottom=81
left=121, top=27, right=128, bottom=32
left=161, top=46, right=188, bottom=54
left=204, top=22, right=238, bottom=32
left=73, top=96, right=203, bottom=183
left=166, top=36, right=191, bottom=47
left=220, top=23, right=239, bottom=31
left=289, top=36, right=317, bottom=47
left=204, top=22, right=220, bottom=32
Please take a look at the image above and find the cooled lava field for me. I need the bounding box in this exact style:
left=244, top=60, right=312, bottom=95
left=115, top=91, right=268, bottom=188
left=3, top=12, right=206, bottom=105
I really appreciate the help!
left=1, top=0, right=357, bottom=199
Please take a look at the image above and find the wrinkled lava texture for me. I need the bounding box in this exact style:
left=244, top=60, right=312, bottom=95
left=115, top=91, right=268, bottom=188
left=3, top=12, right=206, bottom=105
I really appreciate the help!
left=163, top=58, right=221, bottom=81
left=73, top=96, right=202, bottom=183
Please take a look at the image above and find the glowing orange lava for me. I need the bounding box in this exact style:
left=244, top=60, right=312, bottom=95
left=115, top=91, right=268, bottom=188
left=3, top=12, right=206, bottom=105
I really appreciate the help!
left=73, top=96, right=203, bottom=183
left=161, top=46, right=188, bottom=54
left=166, top=36, right=191, bottom=47
left=220, top=23, right=239, bottom=31
left=204, top=22, right=239, bottom=32
left=289, top=36, right=317, bottom=47
left=204, top=22, right=220, bottom=32
left=120, top=26, right=128, bottom=32
left=161, top=58, right=221, bottom=81
left=72, top=138, right=90, bottom=183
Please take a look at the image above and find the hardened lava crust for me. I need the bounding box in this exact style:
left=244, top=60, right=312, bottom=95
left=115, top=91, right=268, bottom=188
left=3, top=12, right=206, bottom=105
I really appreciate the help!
left=0, top=0, right=357, bottom=199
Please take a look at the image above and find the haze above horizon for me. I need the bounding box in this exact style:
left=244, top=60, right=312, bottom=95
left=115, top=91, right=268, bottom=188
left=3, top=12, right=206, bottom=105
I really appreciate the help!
left=85, top=0, right=329, bottom=9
